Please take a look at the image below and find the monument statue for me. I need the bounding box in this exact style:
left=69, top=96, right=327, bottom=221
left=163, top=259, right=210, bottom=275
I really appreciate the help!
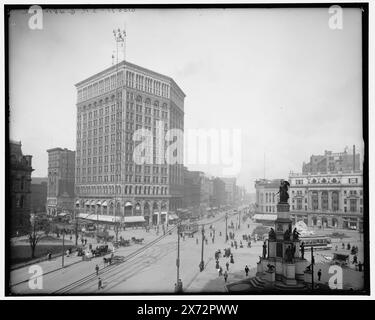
left=277, top=180, right=290, bottom=203
left=283, top=228, right=291, bottom=241
left=268, top=228, right=276, bottom=241
left=262, top=241, right=267, bottom=258
left=292, top=228, right=300, bottom=241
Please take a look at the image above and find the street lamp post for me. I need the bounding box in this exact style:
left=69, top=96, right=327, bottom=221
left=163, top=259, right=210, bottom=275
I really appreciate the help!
left=62, top=228, right=65, bottom=268
left=200, top=225, right=205, bottom=271
left=175, top=222, right=182, bottom=292
left=225, top=213, right=228, bottom=242
left=311, top=246, right=315, bottom=290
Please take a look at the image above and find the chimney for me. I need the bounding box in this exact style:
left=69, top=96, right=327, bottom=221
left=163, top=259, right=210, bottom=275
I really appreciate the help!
left=353, top=145, right=355, bottom=171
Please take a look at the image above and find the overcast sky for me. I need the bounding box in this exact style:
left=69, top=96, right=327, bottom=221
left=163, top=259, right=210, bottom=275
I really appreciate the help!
left=9, top=7, right=363, bottom=192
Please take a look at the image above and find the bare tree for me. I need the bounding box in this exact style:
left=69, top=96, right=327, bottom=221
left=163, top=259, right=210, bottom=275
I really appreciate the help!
left=28, top=214, right=50, bottom=259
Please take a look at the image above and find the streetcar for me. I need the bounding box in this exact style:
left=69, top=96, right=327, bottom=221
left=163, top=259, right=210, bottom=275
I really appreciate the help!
left=180, top=222, right=199, bottom=237
left=299, top=235, right=332, bottom=250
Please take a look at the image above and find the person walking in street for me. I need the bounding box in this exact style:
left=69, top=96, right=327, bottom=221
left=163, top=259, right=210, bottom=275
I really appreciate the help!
left=219, top=266, right=223, bottom=276
left=224, top=271, right=228, bottom=283
left=98, top=277, right=103, bottom=290
left=95, top=264, right=99, bottom=276
left=317, top=269, right=322, bottom=281
left=245, top=265, right=249, bottom=277
left=226, top=261, right=229, bottom=271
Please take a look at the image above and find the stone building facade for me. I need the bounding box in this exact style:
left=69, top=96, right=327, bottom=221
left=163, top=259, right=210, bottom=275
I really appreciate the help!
left=74, top=61, right=185, bottom=225
left=289, top=171, right=363, bottom=230
left=46, top=148, right=75, bottom=216
left=9, top=141, right=33, bottom=234
left=254, top=179, right=281, bottom=214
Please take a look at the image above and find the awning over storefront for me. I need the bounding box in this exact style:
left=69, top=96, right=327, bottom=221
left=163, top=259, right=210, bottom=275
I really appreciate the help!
left=85, top=201, right=90, bottom=206
left=124, top=216, right=145, bottom=223
left=91, top=200, right=96, bottom=206
left=96, top=200, right=102, bottom=206
left=161, top=211, right=168, bottom=215
left=168, top=214, right=179, bottom=220
left=125, top=202, right=132, bottom=207
left=58, top=212, right=69, bottom=217
left=102, top=201, right=107, bottom=207
left=253, top=214, right=277, bottom=221
left=75, top=200, right=80, bottom=205
left=76, top=213, right=145, bottom=224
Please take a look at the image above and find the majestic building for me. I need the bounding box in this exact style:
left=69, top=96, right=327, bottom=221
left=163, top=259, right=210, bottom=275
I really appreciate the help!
left=302, top=146, right=360, bottom=174
left=9, top=141, right=33, bottom=234
left=289, top=170, right=363, bottom=229
left=182, top=168, right=211, bottom=216
left=46, top=148, right=75, bottom=216
left=30, top=177, right=48, bottom=214
left=211, top=177, right=226, bottom=208
left=221, top=177, right=237, bottom=205
left=254, top=179, right=281, bottom=214
left=75, top=61, right=185, bottom=225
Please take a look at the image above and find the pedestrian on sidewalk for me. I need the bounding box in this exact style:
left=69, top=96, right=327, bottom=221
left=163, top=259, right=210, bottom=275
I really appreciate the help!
left=98, top=277, right=103, bottom=290
left=219, top=266, right=223, bottom=276
left=224, top=271, right=228, bottom=282
left=226, top=261, right=229, bottom=271
left=244, top=265, right=249, bottom=277
left=196, top=238, right=198, bottom=245
left=95, top=264, right=99, bottom=276
left=317, top=269, right=322, bottom=281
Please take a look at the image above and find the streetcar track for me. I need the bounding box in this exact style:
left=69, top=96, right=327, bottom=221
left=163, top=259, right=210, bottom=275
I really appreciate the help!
left=53, top=225, right=178, bottom=294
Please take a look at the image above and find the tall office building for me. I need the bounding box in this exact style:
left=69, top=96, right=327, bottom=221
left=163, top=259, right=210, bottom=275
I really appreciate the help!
left=75, top=61, right=185, bottom=225
left=46, top=148, right=75, bottom=215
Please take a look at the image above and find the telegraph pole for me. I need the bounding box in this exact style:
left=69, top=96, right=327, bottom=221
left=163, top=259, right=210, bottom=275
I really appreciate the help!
left=225, top=213, right=228, bottom=242
left=311, top=247, right=314, bottom=289
left=200, top=225, right=205, bottom=271
left=62, top=228, right=65, bottom=268
left=175, top=222, right=182, bottom=292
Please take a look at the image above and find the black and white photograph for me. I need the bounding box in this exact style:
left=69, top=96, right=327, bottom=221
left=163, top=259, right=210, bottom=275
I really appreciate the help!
left=3, top=2, right=371, bottom=299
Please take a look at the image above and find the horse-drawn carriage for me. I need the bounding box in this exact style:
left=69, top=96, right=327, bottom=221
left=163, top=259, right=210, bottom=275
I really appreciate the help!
left=92, top=245, right=109, bottom=257
left=331, top=253, right=349, bottom=267
left=131, top=237, right=144, bottom=244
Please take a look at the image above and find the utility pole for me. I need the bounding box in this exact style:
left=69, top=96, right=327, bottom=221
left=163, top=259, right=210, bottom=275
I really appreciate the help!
left=175, top=222, right=182, bottom=292
left=238, top=210, right=241, bottom=229
left=311, top=247, right=314, bottom=289
left=225, top=213, right=228, bottom=242
left=62, top=228, right=65, bottom=268
left=200, top=225, right=205, bottom=271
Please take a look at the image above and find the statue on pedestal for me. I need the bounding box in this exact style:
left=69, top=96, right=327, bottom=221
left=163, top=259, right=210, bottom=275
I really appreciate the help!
left=268, top=228, right=276, bottom=241
left=284, top=246, right=293, bottom=263
left=262, top=241, right=267, bottom=258
left=292, top=228, right=300, bottom=241
left=283, top=228, right=291, bottom=241
left=277, top=180, right=290, bottom=203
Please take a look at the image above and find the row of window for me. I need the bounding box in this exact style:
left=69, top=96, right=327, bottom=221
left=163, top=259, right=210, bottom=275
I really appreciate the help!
left=77, top=184, right=169, bottom=196
left=77, top=72, right=124, bottom=102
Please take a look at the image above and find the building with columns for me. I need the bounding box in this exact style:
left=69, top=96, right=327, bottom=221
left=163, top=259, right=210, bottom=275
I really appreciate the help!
left=254, top=179, right=281, bottom=214
left=74, top=60, right=185, bottom=225
left=289, top=171, right=363, bottom=230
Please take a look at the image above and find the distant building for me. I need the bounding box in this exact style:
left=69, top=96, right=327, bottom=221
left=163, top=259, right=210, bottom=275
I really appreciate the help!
left=254, top=179, right=281, bottom=214
left=183, top=168, right=211, bottom=216
left=290, top=146, right=363, bottom=229
left=302, top=146, right=360, bottom=174
left=221, top=177, right=237, bottom=205
left=46, top=148, right=75, bottom=216
left=30, top=177, right=48, bottom=213
left=289, top=171, right=363, bottom=230
left=211, top=177, right=226, bottom=208
left=9, top=140, right=33, bottom=234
